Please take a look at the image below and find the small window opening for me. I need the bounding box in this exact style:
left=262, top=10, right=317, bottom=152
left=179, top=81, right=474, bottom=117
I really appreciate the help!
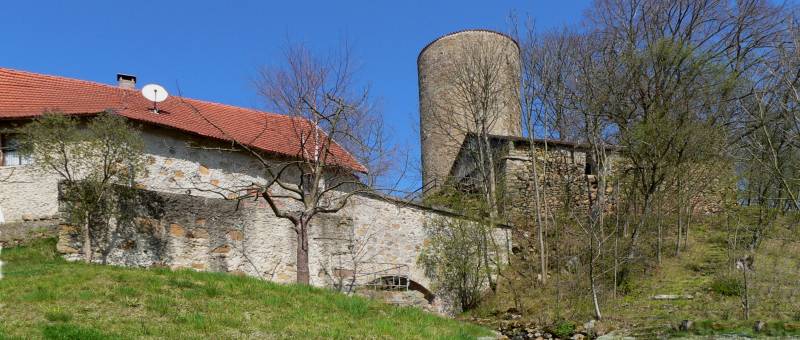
left=1, top=134, right=32, bottom=166
left=584, top=156, right=596, bottom=175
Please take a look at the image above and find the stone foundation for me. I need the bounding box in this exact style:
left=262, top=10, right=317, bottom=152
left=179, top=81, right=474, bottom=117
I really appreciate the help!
left=0, top=218, right=60, bottom=247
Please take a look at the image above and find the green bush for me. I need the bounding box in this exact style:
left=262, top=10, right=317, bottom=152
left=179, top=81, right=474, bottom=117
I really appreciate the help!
left=549, top=320, right=576, bottom=339
left=418, top=217, right=493, bottom=311
left=709, top=275, right=743, bottom=296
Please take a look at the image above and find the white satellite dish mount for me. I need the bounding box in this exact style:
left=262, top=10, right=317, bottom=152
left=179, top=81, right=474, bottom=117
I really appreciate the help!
left=141, top=84, right=169, bottom=113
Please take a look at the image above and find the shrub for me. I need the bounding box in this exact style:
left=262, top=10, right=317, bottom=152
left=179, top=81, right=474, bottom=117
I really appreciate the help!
left=709, top=275, right=743, bottom=296
left=549, top=320, right=576, bottom=339
left=418, top=218, right=494, bottom=311
left=44, top=308, right=72, bottom=322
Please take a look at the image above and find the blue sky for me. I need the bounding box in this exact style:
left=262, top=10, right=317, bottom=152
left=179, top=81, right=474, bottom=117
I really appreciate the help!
left=0, top=0, right=592, bottom=189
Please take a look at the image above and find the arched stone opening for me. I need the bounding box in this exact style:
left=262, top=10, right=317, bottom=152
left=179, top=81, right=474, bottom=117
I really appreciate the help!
left=364, top=276, right=436, bottom=304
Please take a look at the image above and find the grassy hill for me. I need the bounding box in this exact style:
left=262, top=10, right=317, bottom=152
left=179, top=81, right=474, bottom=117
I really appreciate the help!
left=467, top=214, right=800, bottom=338
left=601, top=220, right=800, bottom=338
left=0, top=239, right=491, bottom=339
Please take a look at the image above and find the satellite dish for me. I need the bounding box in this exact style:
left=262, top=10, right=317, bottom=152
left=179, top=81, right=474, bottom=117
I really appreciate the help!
left=141, top=84, right=168, bottom=102
left=141, top=84, right=169, bottom=113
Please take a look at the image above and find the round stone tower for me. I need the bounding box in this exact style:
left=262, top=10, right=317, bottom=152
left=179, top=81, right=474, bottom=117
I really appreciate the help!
left=418, top=29, right=522, bottom=194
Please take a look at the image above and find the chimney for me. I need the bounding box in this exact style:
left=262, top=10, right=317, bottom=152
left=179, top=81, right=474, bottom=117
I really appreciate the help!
left=116, top=73, right=137, bottom=89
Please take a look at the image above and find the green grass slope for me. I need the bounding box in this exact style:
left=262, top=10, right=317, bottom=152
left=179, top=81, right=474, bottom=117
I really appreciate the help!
left=0, top=239, right=490, bottom=339
left=607, top=222, right=800, bottom=338
left=468, top=215, right=800, bottom=338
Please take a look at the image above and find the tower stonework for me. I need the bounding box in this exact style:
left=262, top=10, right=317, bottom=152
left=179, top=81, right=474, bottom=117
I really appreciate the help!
left=418, top=30, right=522, bottom=194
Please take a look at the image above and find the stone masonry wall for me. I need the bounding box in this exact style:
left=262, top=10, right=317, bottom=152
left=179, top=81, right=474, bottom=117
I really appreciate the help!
left=57, top=188, right=298, bottom=281
left=502, top=143, right=601, bottom=223
left=0, top=125, right=272, bottom=224
left=500, top=141, right=725, bottom=225
left=55, top=187, right=510, bottom=313
left=0, top=165, right=61, bottom=223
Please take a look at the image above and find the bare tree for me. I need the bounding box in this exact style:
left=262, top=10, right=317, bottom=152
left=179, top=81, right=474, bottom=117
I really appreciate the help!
left=737, top=16, right=800, bottom=212
left=501, top=3, right=790, bottom=322
left=512, top=16, right=590, bottom=286
left=568, top=0, right=787, bottom=279
left=181, top=43, right=388, bottom=285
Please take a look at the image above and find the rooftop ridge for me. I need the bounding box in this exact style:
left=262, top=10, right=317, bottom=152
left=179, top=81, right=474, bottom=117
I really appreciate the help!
left=0, top=67, right=289, bottom=120
left=0, top=66, right=367, bottom=173
left=0, top=67, right=129, bottom=93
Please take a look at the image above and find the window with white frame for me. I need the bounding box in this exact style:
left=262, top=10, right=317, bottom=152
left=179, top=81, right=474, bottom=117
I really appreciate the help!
left=1, top=134, right=32, bottom=166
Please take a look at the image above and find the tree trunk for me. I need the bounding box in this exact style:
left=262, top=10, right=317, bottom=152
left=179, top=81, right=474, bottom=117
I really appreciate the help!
left=626, top=195, right=651, bottom=262
left=683, top=204, right=693, bottom=250
left=742, top=267, right=750, bottom=320
left=676, top=177, right=684, bottom=256
left=657, top=204, right=662, bottom=265
left=83, top=217, right=93, bottom=263
left=529, top=151, right=548, bottom=285
left=480, top=229, right=497, bottom=293
left=477, top=131, right=499, bottom=293
left=676, top=208, right=683, bottom=257
left=296, top=220, right=310, bottom=284
left=589, top=236, right=603, bottom=320
left=657, top=223, right=662, bottom=265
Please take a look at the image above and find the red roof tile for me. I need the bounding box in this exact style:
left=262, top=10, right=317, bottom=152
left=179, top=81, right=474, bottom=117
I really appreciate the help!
left=0, top=67, right=367, bottom=173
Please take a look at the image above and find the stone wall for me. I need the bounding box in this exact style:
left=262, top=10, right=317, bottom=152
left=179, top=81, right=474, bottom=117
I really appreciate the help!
left=57, top=188, right=296, bottom=279
left=0, top=122, right=289, bottom=277
left=0, top=124, right=280, bottom=224
left=55, top=186, right=510, bottom=313
left=500, top=140, right=726, bottom=224
left=0, top=165, right=61, bottom=223
left=0, top=218, right=59, bottom=247
left=502, top=143, right=592, bottom=222
left=498, top=141, right=627, bottom=225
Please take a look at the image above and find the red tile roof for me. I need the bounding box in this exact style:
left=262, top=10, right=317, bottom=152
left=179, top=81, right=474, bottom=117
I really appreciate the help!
left=0, top=67, right=367, bottom=173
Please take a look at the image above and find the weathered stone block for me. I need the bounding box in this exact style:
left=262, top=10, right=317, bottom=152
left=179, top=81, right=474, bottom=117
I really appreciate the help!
left=119, top=239, right=136, bottom=250
left=211, top=244, right=230, bottom=254
left=59, top=224, right=79, bottom=234
left=57, top=243, right=79, bottom=254
left=169, top=223, right=185, bottom=237
left=227, top=230, right=243, bottom=241
left=189, top=228, right=208, bottom=239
